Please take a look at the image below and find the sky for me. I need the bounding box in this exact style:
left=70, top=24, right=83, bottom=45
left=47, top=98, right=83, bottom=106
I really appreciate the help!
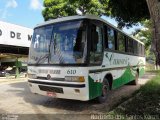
left=101, top=16, right=143, bottom=35
left=0, top=0, right=44, bottom=28
left=0, top=0, right=143, bottom=34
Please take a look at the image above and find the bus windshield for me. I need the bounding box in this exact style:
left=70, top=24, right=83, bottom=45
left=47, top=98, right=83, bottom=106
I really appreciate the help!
left=28, top=20, right=87, bottom=65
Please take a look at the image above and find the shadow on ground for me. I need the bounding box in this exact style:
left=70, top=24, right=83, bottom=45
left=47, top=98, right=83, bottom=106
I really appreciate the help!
left=7, top=82, right=96, bottom=112
left=6, top=81, right=133, bottom=114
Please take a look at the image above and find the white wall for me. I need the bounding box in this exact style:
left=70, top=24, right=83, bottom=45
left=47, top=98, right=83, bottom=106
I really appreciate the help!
left=0, top=21, right=33, bottom=47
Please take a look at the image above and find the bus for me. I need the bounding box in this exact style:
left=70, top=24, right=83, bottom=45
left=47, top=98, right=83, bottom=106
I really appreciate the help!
left=28, top=15, right=145, bottom=103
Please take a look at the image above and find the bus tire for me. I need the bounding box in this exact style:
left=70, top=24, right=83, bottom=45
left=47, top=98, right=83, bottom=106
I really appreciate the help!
left=129, top=72, right=139, bottom=85
left=97, top=78, right=110, bottom=103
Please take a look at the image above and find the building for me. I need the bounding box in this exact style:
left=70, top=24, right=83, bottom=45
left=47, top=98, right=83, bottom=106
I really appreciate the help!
left=0, top=21, right=33, bottom=77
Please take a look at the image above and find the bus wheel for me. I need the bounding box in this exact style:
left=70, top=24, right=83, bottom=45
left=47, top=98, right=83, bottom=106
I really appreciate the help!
left=97, top=78, right=110, bottom=103
left=129, top=72, right=139, bottom=85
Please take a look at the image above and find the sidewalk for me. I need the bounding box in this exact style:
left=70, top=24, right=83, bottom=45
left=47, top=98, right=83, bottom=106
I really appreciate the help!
left=0, top=76, right=27, bottom=83
left=138, top=72, right=156, bottom=85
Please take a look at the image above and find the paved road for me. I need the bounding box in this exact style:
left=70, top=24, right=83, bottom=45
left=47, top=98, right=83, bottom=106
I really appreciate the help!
left=0, top=72, right=156, bottom=120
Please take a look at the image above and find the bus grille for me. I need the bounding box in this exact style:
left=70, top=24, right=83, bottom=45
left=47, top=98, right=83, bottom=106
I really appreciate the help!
left=39, top=85, right=63, bottom=93
left=37, top=77, right=65, bottom=81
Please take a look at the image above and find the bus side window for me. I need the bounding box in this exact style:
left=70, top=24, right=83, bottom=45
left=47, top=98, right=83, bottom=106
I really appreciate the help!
left=140, top=44, right=142, bottom=56
left=142, top=45, right=145, bottom=56
left=90, top=24, right=103, bottom=64
left=133, top=41, right=138, bottom=55
left=139, top=43, right=142, bottom=56
left=107, top=27, right=115, bottom=50
left=141, top=44, right=144, bottom=56
left=117, top=32, right=125, bottom=52
left=127, top=38, right=133, bottom=54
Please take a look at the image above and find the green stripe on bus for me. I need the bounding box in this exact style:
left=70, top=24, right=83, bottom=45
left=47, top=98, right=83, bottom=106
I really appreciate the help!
left=88, top=76, right=102, bottom=100
left=88, top=67, right=145, bottom=100
left=112, top=67, right=135, bottom=89
left=112, top=67, right=145, bottom=89
left=139, top=67, right=145, bottom=77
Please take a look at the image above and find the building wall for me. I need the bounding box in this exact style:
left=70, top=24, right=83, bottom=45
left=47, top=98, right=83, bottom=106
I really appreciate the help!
left=0, top=21, right=33, bottom=47
left=0, top=21, right=33, bottom=69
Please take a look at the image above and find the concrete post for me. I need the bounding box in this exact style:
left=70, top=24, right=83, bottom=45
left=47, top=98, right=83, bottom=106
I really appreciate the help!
left=15, top=58, right=20, bottom=78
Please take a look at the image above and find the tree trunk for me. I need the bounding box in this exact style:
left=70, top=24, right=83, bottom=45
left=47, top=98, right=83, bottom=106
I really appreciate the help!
left=146, top=0, right=160, bottom=65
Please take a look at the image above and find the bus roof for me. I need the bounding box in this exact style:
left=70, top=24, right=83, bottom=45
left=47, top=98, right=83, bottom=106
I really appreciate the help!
left=36, top=15, right=144, bottom=45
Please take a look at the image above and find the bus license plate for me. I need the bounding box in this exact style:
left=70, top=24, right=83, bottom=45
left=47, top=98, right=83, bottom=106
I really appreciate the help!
left=47, top=91, right=57, bottom=97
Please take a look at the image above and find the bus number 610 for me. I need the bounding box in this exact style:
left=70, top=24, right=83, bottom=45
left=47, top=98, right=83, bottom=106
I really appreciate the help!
left=67, top=70, right=76, bottom=74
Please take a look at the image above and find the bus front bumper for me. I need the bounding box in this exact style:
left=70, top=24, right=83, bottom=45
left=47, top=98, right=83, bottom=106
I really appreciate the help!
left=28, top=79, right=89, bottom=101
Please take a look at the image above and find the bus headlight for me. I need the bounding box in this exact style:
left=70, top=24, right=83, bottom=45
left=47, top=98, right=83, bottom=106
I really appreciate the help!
left=28, top=74, right=37, bottom=79
left=65, top=76, right=85, bottom=82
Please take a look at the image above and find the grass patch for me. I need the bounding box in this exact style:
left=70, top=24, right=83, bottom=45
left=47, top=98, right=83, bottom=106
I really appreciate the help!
left=108, top=71, right=160, bottom=120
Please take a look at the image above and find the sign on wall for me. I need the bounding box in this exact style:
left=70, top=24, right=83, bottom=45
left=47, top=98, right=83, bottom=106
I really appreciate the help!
left=0, top=21, right=33, bottom=47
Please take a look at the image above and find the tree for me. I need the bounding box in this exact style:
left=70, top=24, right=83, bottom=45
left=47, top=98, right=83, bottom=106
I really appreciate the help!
left=106, top=0, right=150, bottom=28
left=42, top=0, right=104, bottom=21
left=106, top=0, right=160, bottom=65
left=146, top=0, right=160, bottom=66
left=133, top=20, right=152, bottom=50
left=133, top=20, right=155, bottom=64
left=42, top=0, right=160, bottom=65
left=42, top=0, right=76, bottom=21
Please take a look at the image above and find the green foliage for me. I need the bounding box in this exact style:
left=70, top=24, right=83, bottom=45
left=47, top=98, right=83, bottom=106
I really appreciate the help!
left=70, top=0, right=104, bottom=15
left=133, top=20, right=155, bottom=63
left=133, top=20, right=152, bottom=50
left=42, top=0, right=76, bottom=21
left=42, top=0, right=105, bottom=21
left=107, top=0, right=150, bottom=28
left=42, top=0, right=150, bottom=29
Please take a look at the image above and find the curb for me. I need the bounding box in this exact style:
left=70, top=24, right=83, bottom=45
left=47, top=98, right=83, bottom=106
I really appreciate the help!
left=0, top=77, right=27, bottom=83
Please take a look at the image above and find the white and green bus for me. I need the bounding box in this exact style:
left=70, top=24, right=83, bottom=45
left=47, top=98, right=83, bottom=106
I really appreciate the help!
left=28, top=15, right=145, bottom=103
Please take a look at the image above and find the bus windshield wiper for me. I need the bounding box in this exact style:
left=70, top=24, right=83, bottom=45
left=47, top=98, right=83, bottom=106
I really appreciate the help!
left=36, top=54, right=49, bottom=64
left=50, top=34, right=64, bottom=64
